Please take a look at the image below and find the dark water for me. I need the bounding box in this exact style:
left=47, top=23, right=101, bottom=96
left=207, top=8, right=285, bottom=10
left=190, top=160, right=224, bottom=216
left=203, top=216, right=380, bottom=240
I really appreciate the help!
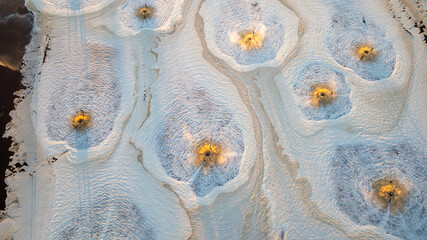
left=0, top=0, right=33, bottom=70
left=0, top=0, right=33, bottom=210
left=0, top=66, right=23, bottom=210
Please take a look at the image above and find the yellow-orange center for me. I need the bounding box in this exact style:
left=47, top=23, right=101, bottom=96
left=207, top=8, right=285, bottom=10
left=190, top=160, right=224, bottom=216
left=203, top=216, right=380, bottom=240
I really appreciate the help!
left=71, top=111, right=91, bottom=130
left=355, top=45, right=377, bottom=62
left=136, top=6, right=153, bottom=19
left=310, top=85, right=336, bottom=107
left=379, top=184, right=402, bottom=199
left=238, top=31, right=264, bottom=51
left=193, top=142, right=225, bottom=171
left=372, top=179, right=408, bottom=213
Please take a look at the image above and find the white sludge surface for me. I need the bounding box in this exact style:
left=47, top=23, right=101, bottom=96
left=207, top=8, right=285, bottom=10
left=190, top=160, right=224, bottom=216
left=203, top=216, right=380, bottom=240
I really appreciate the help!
left=199, top=0, right=299, bottom=71
left=326, top=1, right=397, bottom=81
left=152, top=85, right=246, bottom=197
left=34, top=19, right=136, bottom=163
left=330, top=144, right=426, bottom=239
left=41, top=43, right=120, bottom=149
left=130, top=5, right=257, bottom=204
left=29, top=0, right=116, bottom=16
left=49, top=194, right=155, bottom=239
left=0, top=0, right=425, bottom=239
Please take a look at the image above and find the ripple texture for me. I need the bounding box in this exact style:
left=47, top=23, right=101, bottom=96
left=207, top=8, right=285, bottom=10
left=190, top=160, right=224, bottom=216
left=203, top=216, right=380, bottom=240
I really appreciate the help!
left=200, top=0, right=299, bottom=71
left=330, top=144, right=426, bottom=239
left=293, top=63, right=352, bottom=120
left=326, top=6, right=396, bottom=81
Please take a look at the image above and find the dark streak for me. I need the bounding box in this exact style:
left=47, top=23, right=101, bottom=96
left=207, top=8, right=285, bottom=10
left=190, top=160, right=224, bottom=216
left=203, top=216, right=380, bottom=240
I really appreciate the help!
left=42, top=35, right=51, bottom=65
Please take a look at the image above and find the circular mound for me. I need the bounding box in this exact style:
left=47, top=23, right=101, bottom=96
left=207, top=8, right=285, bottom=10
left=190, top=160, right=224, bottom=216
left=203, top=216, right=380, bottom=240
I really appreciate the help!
left=327, top=14, right=396, bottom=81
left=293, top=64, right=352, bottom=120
left=199, top=0, right=299, bottom=72
left=50, top=197, right=154, bottom=239
left=45, top=44, right=121, bottom=150
left=155, top=88, right=245, bottom=197
left=330, top=144, right=426, bottom=239
left=118, top=0, right=185, bottom=33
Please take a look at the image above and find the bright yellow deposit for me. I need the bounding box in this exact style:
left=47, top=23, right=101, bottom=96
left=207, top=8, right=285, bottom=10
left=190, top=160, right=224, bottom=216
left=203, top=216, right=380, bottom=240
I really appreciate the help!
left=238, top=31, right=264, bottom=51
left=194, top=142, right=225, bottom=171
left=355, top=45, right=377, bottom=62
left=198, top=143, right=220, bottom=155
left=310, top=85, right=336, bottom=107
left=71, top=111, right=91, bottom=130
left=136, top=6, right=153, bottom=19
left=378, top=184, right=402, bottom=199
left=372, top=179, right=408, bottom=213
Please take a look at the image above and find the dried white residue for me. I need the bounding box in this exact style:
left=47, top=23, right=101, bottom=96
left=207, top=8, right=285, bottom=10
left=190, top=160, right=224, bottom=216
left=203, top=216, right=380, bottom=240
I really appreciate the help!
left=0, top=0, right=425, bottom=239
left=199, top=0, right=299, bottom=71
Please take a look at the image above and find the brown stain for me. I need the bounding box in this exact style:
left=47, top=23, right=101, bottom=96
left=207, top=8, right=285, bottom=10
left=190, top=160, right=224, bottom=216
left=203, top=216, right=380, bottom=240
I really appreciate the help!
left=162, top=184, right=197, bottom=240
left=136, top=86, right=152, bottom=131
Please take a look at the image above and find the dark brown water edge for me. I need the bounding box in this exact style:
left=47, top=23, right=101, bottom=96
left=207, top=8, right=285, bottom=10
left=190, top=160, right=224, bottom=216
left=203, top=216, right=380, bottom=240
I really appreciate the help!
left=0, top=66, right=24, bottom=210
left=0, top=0, right=34, bottom=210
